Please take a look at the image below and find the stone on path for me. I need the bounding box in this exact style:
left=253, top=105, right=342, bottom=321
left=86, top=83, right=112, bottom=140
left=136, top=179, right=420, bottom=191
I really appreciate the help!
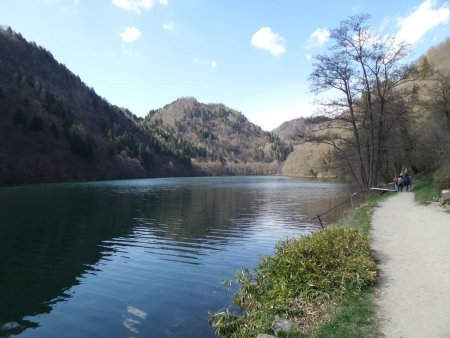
left=440, top=189, right=450, bottom=205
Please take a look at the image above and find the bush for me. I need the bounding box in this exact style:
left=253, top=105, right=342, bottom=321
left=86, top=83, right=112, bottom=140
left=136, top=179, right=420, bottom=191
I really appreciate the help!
left=209, top=227, right=376, bottom=337
left=433, top=161, right=450, bottom=190
left=414, top=180, right=439, bottom=204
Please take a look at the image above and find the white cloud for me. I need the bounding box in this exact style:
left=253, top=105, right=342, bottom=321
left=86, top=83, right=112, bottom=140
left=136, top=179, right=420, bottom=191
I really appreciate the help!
left=251, top=27, right=286, bottom=56
left=396, top=0, right=450, bottom=44
left=193, top=58, right=218, bottom=70
left=112, top=0, right=154, bottom=13
left=120, top=26, right=141, bottom=42
left=159, top=0, right=168, bottom=4
left=305, top=27, right=330, bottom=49
left=162, top=22, right=176, bottom=31
left=305, top=54, right=312, bottom=62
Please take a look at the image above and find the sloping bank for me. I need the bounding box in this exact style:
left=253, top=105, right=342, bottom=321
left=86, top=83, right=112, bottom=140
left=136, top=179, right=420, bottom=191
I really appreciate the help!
left=209, top=193, right=387, bottom=338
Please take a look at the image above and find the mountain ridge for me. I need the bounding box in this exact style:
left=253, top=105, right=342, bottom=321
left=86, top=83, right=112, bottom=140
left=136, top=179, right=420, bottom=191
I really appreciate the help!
left=0, top=27, right=292, bottom=184
left=0, top=27, right=193, bottom=185
left=145, top=97, right=293, bottom=175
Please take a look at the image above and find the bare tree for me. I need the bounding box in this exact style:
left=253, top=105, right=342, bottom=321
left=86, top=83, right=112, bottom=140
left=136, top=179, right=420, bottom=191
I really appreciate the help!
left=306, top=14, right=418, bottom=188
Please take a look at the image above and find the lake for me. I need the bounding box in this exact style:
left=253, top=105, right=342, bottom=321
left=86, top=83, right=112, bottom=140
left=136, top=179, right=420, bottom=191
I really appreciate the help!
left=0, top=176, right=353, bottom=337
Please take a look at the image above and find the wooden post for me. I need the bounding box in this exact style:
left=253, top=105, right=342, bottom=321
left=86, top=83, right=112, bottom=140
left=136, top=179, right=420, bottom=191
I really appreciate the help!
left=317, top=215, right=324, bottom=229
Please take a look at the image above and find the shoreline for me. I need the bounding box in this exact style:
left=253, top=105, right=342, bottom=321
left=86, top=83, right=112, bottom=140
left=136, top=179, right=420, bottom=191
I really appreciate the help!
left=209, top=190, right=384, bottom=337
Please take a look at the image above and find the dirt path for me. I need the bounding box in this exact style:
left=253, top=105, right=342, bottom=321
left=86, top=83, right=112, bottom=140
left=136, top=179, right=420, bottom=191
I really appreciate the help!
left=371, top=192, right=450, bottom=338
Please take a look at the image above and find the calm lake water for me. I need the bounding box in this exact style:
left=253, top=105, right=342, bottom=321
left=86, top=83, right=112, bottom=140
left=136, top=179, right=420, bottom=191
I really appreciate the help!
left=0, top=176, right=353, bottom=338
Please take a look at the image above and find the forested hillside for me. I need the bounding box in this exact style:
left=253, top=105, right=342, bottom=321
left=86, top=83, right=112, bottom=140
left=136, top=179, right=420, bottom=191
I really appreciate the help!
left=0, top=27, right=191, bottom=185
left=146, top=98, right=292, bottom=175
left=274, top=117, right=337, bottom=178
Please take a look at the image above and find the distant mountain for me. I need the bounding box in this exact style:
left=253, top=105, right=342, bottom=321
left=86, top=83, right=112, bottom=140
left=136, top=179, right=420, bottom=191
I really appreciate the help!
left=272, top=117, right=306, bottom=141
left=0, top=27, right=192, bottom=185
left=146, top=97, right=292, bottom=175
left=273, top=116, right=337, bottom=178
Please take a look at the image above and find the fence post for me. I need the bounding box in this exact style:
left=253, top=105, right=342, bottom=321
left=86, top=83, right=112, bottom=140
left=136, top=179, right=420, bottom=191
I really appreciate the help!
left=317, top=215, right=324, bottom=229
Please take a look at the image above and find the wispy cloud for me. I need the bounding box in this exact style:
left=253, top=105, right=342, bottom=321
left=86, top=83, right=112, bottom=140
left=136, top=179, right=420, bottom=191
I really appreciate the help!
left=162, top=22, right=176, bottom=31
left=305, top=27, right=330, bottom=49
left=120, top=26, right=141, bottom=42
left=112, top=0, right=167, bottom=14
left=395, top=0, right=450, bottom=44
left=251, top=27, right=286, bottom=56
left=194, top=58, right=218, bottom=70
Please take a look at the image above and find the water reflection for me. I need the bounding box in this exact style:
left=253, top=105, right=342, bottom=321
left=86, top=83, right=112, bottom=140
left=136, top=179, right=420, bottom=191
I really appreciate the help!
left=123, top=306, right=148, bottom=335
left=0, top=176, right=353, bottom=337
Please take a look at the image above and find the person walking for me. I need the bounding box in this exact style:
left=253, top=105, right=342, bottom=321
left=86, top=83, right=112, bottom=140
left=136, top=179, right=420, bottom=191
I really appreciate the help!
left=404, top=174, right=410, bottom=191
left=398, top=175, right=404, bottom=192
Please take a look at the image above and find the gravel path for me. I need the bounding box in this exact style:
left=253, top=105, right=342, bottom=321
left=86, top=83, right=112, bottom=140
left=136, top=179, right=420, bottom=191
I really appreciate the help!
left=371, top=192, right=450, bottom=338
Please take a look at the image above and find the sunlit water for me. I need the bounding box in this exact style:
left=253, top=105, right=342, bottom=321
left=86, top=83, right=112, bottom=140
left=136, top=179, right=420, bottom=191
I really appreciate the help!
left=0, top=176, right=353, bottom=337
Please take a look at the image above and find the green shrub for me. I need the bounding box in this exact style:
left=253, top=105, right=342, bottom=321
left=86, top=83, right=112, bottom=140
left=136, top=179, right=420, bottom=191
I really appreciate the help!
left=209, top=227, right=376, bottom=337
left=433, top=162, right=450, bottom=190
left=414, top=180, right=439, bottom=204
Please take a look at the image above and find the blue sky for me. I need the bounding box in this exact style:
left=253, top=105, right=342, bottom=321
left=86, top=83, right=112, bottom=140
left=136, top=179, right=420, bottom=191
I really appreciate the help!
left=1, top=0, right=449, bottom=130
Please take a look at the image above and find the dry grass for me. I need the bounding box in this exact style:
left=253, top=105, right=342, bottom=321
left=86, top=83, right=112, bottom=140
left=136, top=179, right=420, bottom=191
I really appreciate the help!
left=292, top=298, right=331, bottom=334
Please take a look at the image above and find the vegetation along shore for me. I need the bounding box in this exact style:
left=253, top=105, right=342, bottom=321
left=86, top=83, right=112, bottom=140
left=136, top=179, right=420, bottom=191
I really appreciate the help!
left=208, top=189, right=384, bottom=337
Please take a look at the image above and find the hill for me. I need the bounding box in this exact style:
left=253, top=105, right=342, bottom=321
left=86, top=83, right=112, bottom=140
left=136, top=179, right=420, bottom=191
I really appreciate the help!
left=146, top=97, right=292, bottom=175
left=273, top=116, right=338, bottom=178
left=0, top=27, right=192, bottom=185
left=272, top=117, right=305, bottom=142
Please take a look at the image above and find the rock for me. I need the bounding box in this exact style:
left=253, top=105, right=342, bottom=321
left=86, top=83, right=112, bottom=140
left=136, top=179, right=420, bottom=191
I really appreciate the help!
left=256, top=334, right=277, bottom=338
left=440, top=190, right=450, bottom=205
left=271, top=314, right=293, bottom=333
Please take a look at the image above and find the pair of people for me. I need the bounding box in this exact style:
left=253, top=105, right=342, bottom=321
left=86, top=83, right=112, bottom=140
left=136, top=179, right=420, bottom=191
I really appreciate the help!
left=394, top=174, right=412, bottom=192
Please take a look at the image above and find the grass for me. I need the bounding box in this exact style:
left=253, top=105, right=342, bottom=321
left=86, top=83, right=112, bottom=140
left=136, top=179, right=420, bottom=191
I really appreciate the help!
left=209, top=192, right=389, bottom=337
left=301, top=292, right=376, bottom=338
left=335, top=193, right=388, bottom=236
left=413, top=180, right=439, bottom=204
